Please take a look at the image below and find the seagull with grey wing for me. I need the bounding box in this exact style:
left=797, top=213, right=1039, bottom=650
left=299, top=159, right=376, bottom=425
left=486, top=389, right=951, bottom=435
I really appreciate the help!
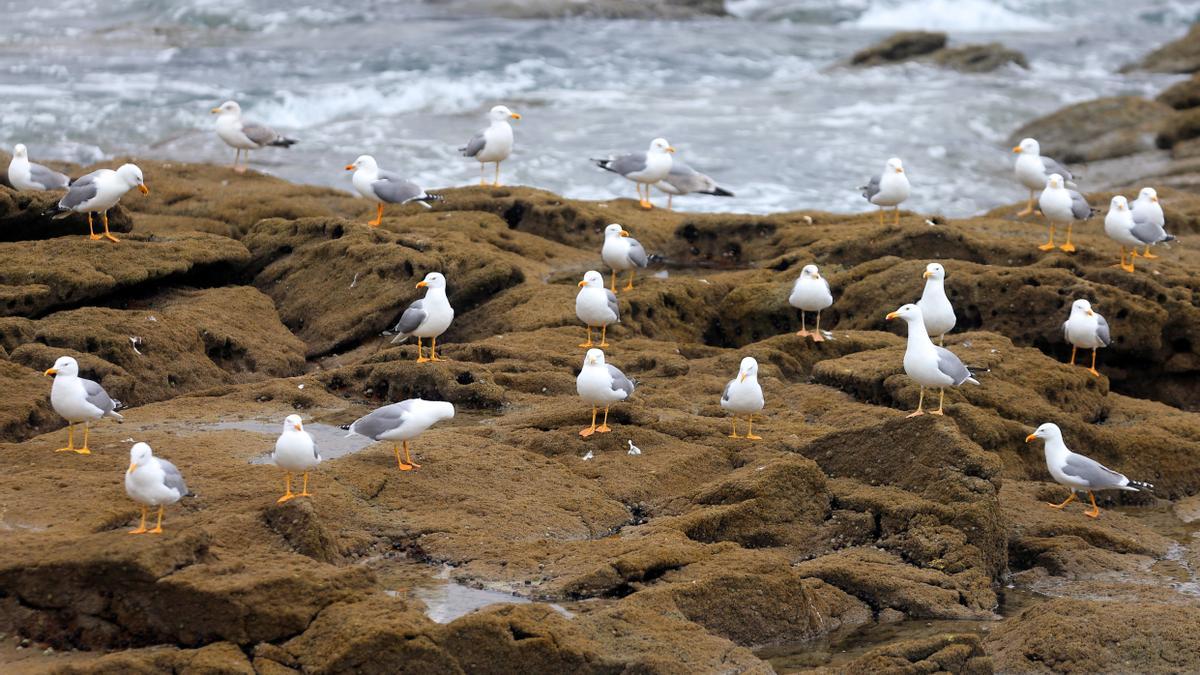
left=125, top=442, right=189, bottom=534
left=860, top=157, right=909, bottom=225
left=885, top=304, right=979, bottom=418
left=460, top=104, right=520, bottom=187
left=601, top=223, right=649, bottom=292
left=1104, top=196, right=1173, bottom=273
left=1013, top=138, right=1075, bottom=217
left=346, top=155, right=443, bottom=227
left=1062, top=299, right=1109, bottom=378
left=1037, top=174, right=1093, bottom=253
left=576, top=270, right=620, bottom=348
left=1130, top=187, right=1172, bottom=260
left=577, top=348, right=635, bottom=438
left=592, top=137, right=675, bottom=209
left=345, top=399, right=455, bottom=471
left=1026, top=423, right=1152, bottom=519
left=8, top=144, right=69, bottom=191
left=655, top=160, right=733, bottom=210
left=273, top=414, right=321, bottom=503
left=44, top=355, right=123, bottom=455
left=390, top=272, right=455, bottom=362
left=211, top=100, right=296, bottom=174
left=44, top=163, right=148, bottom=243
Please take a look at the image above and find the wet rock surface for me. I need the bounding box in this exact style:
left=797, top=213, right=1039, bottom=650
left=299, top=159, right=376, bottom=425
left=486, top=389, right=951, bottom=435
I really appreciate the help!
left=849, top=31, right=1027, bottom=73
left=0, top=158, right=1198, bottom=674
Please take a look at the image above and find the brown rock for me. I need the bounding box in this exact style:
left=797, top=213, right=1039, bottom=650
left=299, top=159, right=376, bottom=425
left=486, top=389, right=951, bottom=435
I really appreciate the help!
left=931, top=43, right=1028, bottom=72
left=850, top=31, right=947, bottom=66
left=1158, top=73, right=1200, bottom=109
left=1008, top=96, right=1177, bottom=163
left=0, top=186, right=134, bottom=243
left=1125, top=22, right=1200, bottom=74
left=1157, top=107, right=1200, bottom=149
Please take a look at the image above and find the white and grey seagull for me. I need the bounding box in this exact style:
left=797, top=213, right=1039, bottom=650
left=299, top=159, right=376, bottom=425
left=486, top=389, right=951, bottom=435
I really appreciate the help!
left=211, top=100, right=296, bottom=173
left=46, top=163, right=148, bottom=243
left=601, top=223, right=649, bottom=292
left=592, top=137, right=675, bottom=210
left=859, top=157, right=910, bottom=225
left=346, top=399, right=455, bottom=471
left=1026, top=422, right=1152, bottom=519
left=390, top=272, right=455, bottom=362
left=460, top=104, right=521, bottom=187
left=125, top=442, right=188, bottom=534
left=886, top=304, right=979, bottom=417
left=1013, top=138, right=1075, bottom=217
left=655, top=160, right=733, bottom=210
left=346, top=155, right=442, bottom=227
left=576, top=270, right=620, bottom=348
left=720, top=356, right=765, bottom=440
left=8, top=144, right=69, bottom=191
left=916, top=263, right=956, bottom=346
left=1037, top=174, right=1092, bottom=253
left=1062, top=299, right=1110, bottom=377
left=1130, top=187, right=1172, bottom=260
left=576, top=348, right=635, bottom=438
left=44, top=355, right=123, bottom=455
left=273, top=414, right=321, bottom=503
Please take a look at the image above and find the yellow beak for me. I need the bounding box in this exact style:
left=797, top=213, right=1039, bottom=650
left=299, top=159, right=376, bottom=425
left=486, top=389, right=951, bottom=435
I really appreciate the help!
left=923, top=271, right=932, bottom=279
left=885, top=311, right=899, bottom=321
left=739, top=373, right=747, bottom=382
left=345, top=164, right=355, bottom=171
left=510, top=113, right=521, bottom=119
left=293, top=423, right=302, bottom=431
left=128, top=462, right=138, bottom=474
left=416, top=281, right=428, bottom=288
left=578, top=280, right=587, bottom=287
left=619, top=229, right=629, bottom=237
left=1151, top=196, right=1158, bottom=203
left=1024, top=433, right=1036, bottom=443
left=896, top=167, right=904, bottom=173
left=210, top=107, right=221, bottom=114
left=138, top=184, right=150, bottom=195
left=1086, top=310, right=1094, bottom=316
left=666, top=147, right=676, bottom=153
left=1012, top=146, right=1022, bottom=153
left=44, top=368, right=57, bottom=376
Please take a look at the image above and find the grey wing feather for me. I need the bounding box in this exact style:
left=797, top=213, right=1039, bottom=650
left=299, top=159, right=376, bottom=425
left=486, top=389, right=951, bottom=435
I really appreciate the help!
left=372, top=172, right=425, bottom=204
left=309, top=432, right=321, bottom=461
left=602, top=153, right=648, bottom=176
left=460, top=131, right=486, bottom=158
left=29, top=163, right=69, bottom=190
left=1130, top=210, right=1169, bottom=244
left=349, top=400, right=415, bottom=440
left=1040, top=157, right=1073, bottom=183
left=59, top=172, right=101, bottom=209
left=1095, top=315, right=1111, bottom=346
left=81, top=378, right=121, bottom=417
left=607, top=365, right=636, bottom=398
left=391, top=298, right=427, bottom=341
left=605, top=289, right=620, bottom=322
left=1068, top=190, right=1093, bottom=220
left=1062, top=320, right=1069, bottom=341
left=626, top=238, right=649, bottom=268
left=860, top=174, right=881, bottom=202
left=721, top=379, right=733, bottom=403
left=822, top=277, right=831, bottom=295
left=933, top=346, right=977, bottom=386
left=241, top=122, right=281, bottom=146
left=1061, top=453, right=1127, bottom=489
left=159, top=459, right=189, bottom=496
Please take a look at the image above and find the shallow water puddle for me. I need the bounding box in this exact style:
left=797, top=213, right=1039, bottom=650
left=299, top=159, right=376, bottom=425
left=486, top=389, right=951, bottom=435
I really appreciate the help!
left=393, top=578, right=573, bottom=624
left=194, top=421, right=374, bottom=464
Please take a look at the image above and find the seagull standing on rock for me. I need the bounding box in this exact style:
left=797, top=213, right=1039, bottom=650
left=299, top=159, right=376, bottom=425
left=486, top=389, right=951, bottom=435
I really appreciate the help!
left=1037, top=174, right=1092, bottom=253
left=273, top=414, right=320, bottom=503
left=44, top=356, right=123, bottom=455
left=1026, top=423, right=1152, bottom=519
left=460, top=104, right=520, bottom=187
left=721, top=356, right=764, bottom=440
left=391, top=272, right=455, bottom=362
left=1103, top=196, right=1173, bottom=272
left=1130, top=187, right=1173, bottom=259
left=8, top=144, right=68, bottom=191
left=346, top=155, right=443, bottom=227
left=885, top=304, right=979, bottom=418
left=346, top=399, right=456, bottom=471
left=577, top=349, right=635, bottom=438
left=655, top=160, right=733, bottom=210
left=125, top=442, right=188, bottom=534
left=916, top=263, right=955, bottom=346
left=1012, top=138, right=1074, bottom=217
left=789, top=264, right=833, bottom=342
left=601, top=223, right=649, bottom=292
left=211, top=100, right=296, bottom=174
left=46, top=163, right=148, bottom=243
left=592, top=138, right=675, bottom=210
left=859, top=157, right=909, bottom=225
left=576, top=270, right=620, bottom=348
left=1062, top=299, right=1109, bottom=378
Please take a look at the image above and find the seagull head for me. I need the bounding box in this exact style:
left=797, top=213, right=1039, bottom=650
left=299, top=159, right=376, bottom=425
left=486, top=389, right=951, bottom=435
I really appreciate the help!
left=12, top=143, right=27, bottom=159
left=421, top=400, right=456, bottom=423
left=489, top=105, right=520, bottom=121
left=604, top=223, right=630, bottom=239
left=117, top=164, right=149, bottom=194
left=211, top=100, right=241, bottom=116
left=1025, top=422, right=1061, bottom=444
left=345, top=154, right=377, bottom=172
left=885, top=303, right=921, bottom=323
left=801, top=264, right=821, bottom=280
left=1013, top=138, right=1039, bottom=155
left=1046, top=174, right=1065, bottom=190
left=129, top=442, right=154, bottom=474
left=579, top=270, right=604, bottom=288
left=1138, top=187, right=1158, bottom=203
left=416, top=271, right=446, bottom=290
left=584, top=348, right=606, bottom=367
left=44, top=355, right=79, bottom=378
left=886, top=158, right=904, bottom=174
left=284, top=414, right=304, bottom=433
left=738, top=356, right=758, bottom=382
left=1070, top=299, right=1095, bottom=317
left=923, top=262, right=945, bottom=280
left=1110, top=196, right=1128, bottom=211
left=649, top=138, right=675, bottom=155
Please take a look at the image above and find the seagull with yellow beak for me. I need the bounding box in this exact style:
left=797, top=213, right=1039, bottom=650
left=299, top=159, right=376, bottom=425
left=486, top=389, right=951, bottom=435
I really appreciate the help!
left=592, top=138, right=675, bottom=209
left=390, top=272, right=455, bottom=362
left=44, top=355, right=123, bottom=455
left=125, top=442, right=188, bottom=534
left=886, top=304, right=979, bottom=417
left=576, top=270, right=620, bottom=348
left=273, top=414, right=321, bottom=503
left=460, top=104, right=521, bottom=187
left=1025, top=423, right=1152, bottom=519
left=859, top=157, right=909, bottom=225
left=601, top=223, right=649, bottom=292
left=720, top=356, right=764, bottom=439
left=346, top=155, right=443, bottom=227
left=45, top=164, right=148, bottom=243
left=1012, top=138, right=1074, bottom=217
left=1062, top=299, right=1109, bottom=377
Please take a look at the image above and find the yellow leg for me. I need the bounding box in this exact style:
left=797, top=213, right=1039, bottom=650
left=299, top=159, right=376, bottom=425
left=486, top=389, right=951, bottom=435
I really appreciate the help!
left=579, top=325, right=594, bottom=348
left=403, top=440, right=421, bottom=469
left=1038, top=225, right=1056, bottom=251
left=149, top=505, right=164, bottom=534
left=623, top=270, right=635, bottom=291
left=893, top=206, right=900, bottom=225
left=811, top=311, right=825, bottom=342
left=416, top=337, right=429, bottom=363
left=1087, top=349, right=1100, bottom=378
left=129, top=505, right=148, bottom=534
left=599, top=324, right=610, bottom=348
left=87, top=212, right=100, bottom=240
left=1084, top=491, right=1101, bottom=518
left=1059, top=223, right=1075, bottom=253
left=728, top=416, right=740, bottom=438
left=77, top=423, right=91, bottom=455
left=931, top=389, right=945, bottom=416
left=580, top=406, right=598, bottom=437
left=1048, top=491, right=1077, bottom=510
left=300, top=472, right=312, bottom=497
left=1141, top=245, right=1158, bottom=259
left=610, top=270, right=618, bottom=292
left=394, top=444, right=414, bottom=471
left=493, top=161, right=501, bottom=187
left=277, top=472, right=296, bottom=503
left=430, top=336, right=445, bottom=361
left=597, top=406, right=612, bottom=433
left=368, top=203, right=384, bottom=227
left=796, top=311, right=809, bottom=337
left=877, top=208, right=884, bottom=225
left=232, top=148, right=240, bottom=170
left=1016, top=191, right=1035, bottom=217
left=55, top=423, right=75, bottom=453
left=907, top=388, right=926, bottom=418
left=1116, top=246, right=1135, bottom=273
left=746, top=415, right=762, bottom=440
left=938, top=334, right=945, bottom=346
left=102, top=211, right=119, bottom=243
left=1069, top=346, right=1077, bottom=366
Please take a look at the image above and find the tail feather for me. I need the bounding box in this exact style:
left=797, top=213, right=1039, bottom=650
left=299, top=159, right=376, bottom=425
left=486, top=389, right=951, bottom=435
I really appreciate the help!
left=269, top=137, right=297, bottom=148
left=702, top=186, right=735, bottom=197
left=43, top=204, right=71, bottom=219
left=1128, top=479, right=1154, bottom=491
left=591, top=158, right=615, bottom=173
left=390, top=332, right=410, bottom=344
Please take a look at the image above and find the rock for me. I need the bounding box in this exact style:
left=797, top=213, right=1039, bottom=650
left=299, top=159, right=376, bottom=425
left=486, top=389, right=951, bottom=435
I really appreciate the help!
left=1158, top=73, right=1200, bottom=109
left=809, top=633, right=991, bottom=674
left=1124, top=23, right=1200, bottom=74
left=0, top=186, right=134, bottom=243
left=1008, top=96, right=1178, bottom=163
left=850, top=31, right=947, bottom=66
left=931, top=43, right=1028, bottom=72
left=1157, top=107, right=1200, bottom=149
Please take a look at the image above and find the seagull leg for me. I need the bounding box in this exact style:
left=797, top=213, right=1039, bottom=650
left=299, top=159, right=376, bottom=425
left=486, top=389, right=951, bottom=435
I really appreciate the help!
left=906, top=388, right=926, bottom=418
left=300, top=472, right=312, bottom=497
left=1124, top=247, right=1136, bottom=273
left=1016, top=191, right=1035, bottom=217
left=599, top=324, right=610, bottom=348
left=493, top=161, right=501, bottom=187
left=877, top=208, right=883, bottom=225
left=393, top=444, right=413, bottom=471
left=480, top=163, right=486, bottom=187
left=55, top=423, right=75, bottom=453
left=149, top=505, right=164, bottom=534
left=77, top=423, right=91, bottom=455
left=368, top=203, right=384, bottom=227
left=746, top=415, right=762, bottom=440
left=666, top=194, right=673, bottom=210
left=1038, top=225, right=1056, bottom=251
left=1059, top=224, right=1075, bottom=253
left=580, top=407, right=598, bottom=437
left=1067, top=346, right=1077, bottom=366
left=579, top=326, right=594, bottom=348
left=1141, top=245, right=1158, bottom=259
left=234, top=150, right=246, bottom=174
left=623, top=271, right=635, bottom=291
left=893, top=206, right=900, bottom=225
left=416, top=337, right=429, bottom=363
left=811, top=311, right=825, bottom=342
left=129, top=505, right=148, bottom=534
left=728, top=417, right=740, bottom=438
left=403, top=440, right=421, bottom=469
left=102, top=211, right=120, bottom=243
left=1084, top=490, right=1101, bottom=518
left=796, top=311, right=809, bottom=338
left=597, top=406, right=612, bottom=433
left=1047, top=491, right=1077, bottom=510
left=931, top=389, right=945, bottom=416
left=87, top=212, right=101, bottom=240
left=430, top=337, right=446, bottom=362
left=610, top=270, right=618, bottom=292
left=938, top=334, right=945, bottom=346
left=1087, top=349, right=1100, bottom=378
left=277, top=472, right=296, bottom=503
left=232, top=149, right=240, bottom=171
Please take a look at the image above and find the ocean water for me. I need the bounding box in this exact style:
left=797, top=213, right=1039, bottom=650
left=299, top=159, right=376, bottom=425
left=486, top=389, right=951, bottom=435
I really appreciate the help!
left=0, top=0, right=1194, bottom=216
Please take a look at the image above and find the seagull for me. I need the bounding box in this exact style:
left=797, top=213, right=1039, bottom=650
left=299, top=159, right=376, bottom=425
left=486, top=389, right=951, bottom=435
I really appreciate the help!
left=1103, top=196, right=1174, bottom=272
left=1062, top=299, right=1110, bottom=378
left=576, top=270, right=620, bottom=348
left=8, top=144, right=68, bottom=191
left=1037, top=174, right=1093, bottom=253
left=211, top=100, right=296, bottom=174
left=460, top=104, right=521, bottom=187
left=1012, top=138, right=1075, bottom=217
left=885, top=304, right=979, bottom=417
left=1130, top=187, right=1172, bottom=259
left=43, top=356, right=123, bottom=455
left=916, top=263, right=956, bottom=346
left=45, top=164, right=148, bottom=243
left=601, top=223, right=649, bottom=292
left=390, top=272, right=455, bottom=362
left=273, top=414, right=321, bottom=503
left=346, top=155, right=443, bottom=227
left=859, top=157, right=909, bottom=225
left=592, top=137, right=675, bottom=210
left=655, top=160, right=733, bottom=210
left=1026, top=423, right=1152, bottom=519
left=789, top=264, right=833, bottom=342
left=721, top=356, right=765, bottom=439
left=346, top=399, right=455, bottom=471
left=125, top=442, right=188, bottom=534
left=576, top=348, right=635, bottom=438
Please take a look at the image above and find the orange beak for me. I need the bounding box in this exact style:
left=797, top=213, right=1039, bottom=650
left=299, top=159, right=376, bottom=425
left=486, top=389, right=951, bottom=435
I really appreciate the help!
left=210, top=107, right=221, bottom=114
left=666, top=147, right=676, bottom=153
left=510, top=112, right=521, bottom=119
left=127, top=462, right=138, bottom=474
left=739, top=373, right=747, bottom=382
left=345, top=164, right=355, bottom=171
left=923, top=271, right=932, bottom=279
left=416, top=281, right=428, bottom=289
left=619, top=229, right=630, bottom=237
left=293, top=423, right=302, bottom=431
left=578, top=280, right=587, bottom=287
left=895, top=167, right=904, bottom=173
left=1012, top=146, right=1022, bottom=153
left=1151, top=196, right=1158, bottom=203
left=1086, top=310, right=1094, bottom=316
left=1024, top=433, right=1036, bottom=443
left=43, top=368, right=57, bottom=376
left=885, top=311, right=899, bottom=321
left=138, top=184, right=150, bottom=195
